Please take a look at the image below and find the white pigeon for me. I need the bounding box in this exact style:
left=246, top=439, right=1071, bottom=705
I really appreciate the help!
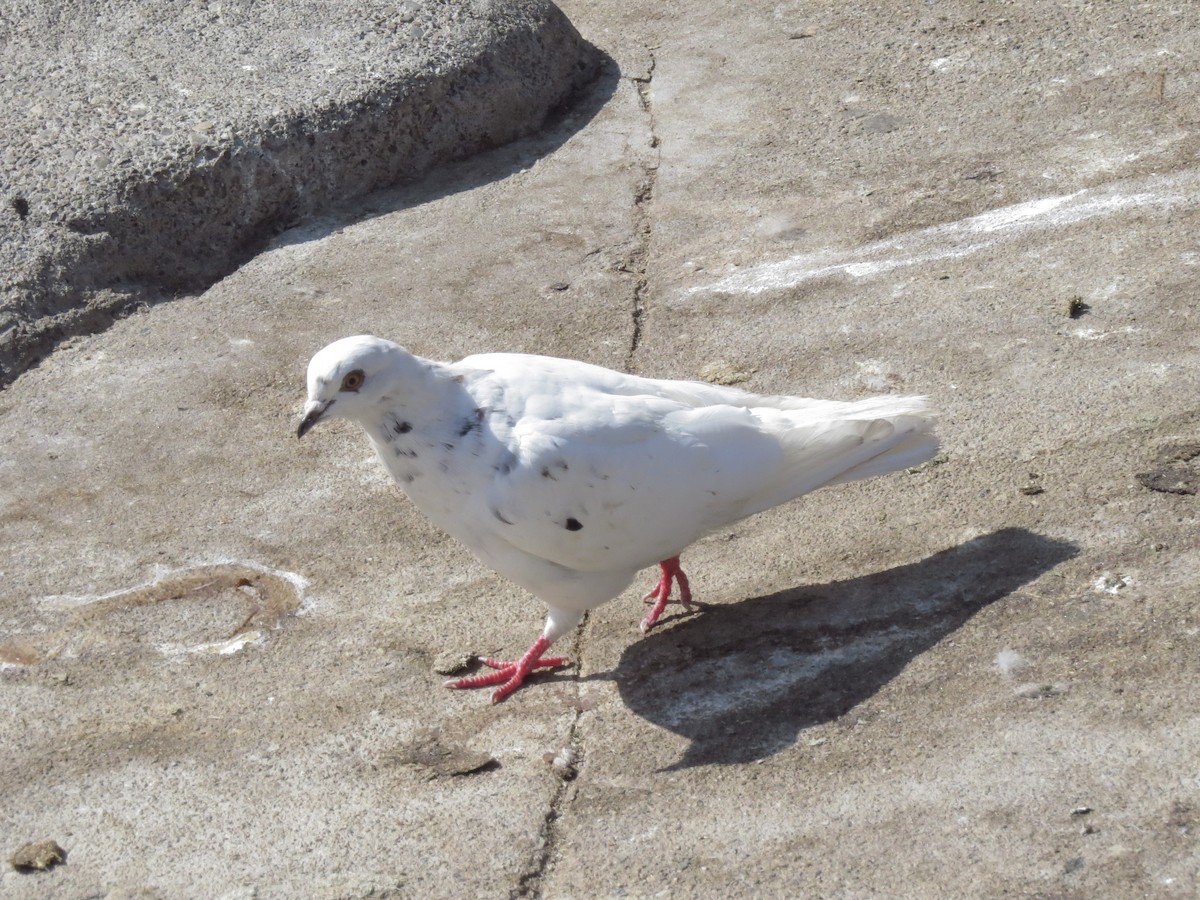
left=298, top=335, right=938, bottom=701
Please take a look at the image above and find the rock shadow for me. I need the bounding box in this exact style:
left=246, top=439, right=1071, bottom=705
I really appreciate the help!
left=615, top=528, right=1078, bottom=769
left=266, top=53, right=620, bottom=250
left=4, top=42, right=620, bottom=386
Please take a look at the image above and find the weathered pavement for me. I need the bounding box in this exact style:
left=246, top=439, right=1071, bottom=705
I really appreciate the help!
left=4, top=1, right=1200, bottom=897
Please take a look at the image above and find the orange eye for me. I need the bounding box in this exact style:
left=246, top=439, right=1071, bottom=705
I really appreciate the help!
left=341, top=369, right=365, bottom=392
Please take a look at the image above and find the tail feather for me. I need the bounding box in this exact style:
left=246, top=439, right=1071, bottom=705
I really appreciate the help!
left=826, top=427, right=940, bottom=484
left=737, top=395, right=938, bottom=518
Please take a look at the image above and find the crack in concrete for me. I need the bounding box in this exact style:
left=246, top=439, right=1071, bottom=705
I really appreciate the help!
left=625, top=47, right=659, bottom=373
left=510, top=618, right=587, bottom=899
left=516, top=52, right=662, bottom=897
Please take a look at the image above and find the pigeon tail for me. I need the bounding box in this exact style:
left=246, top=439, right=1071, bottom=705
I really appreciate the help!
left=826, top=427, right=940, bottom=485
left=736, top=395, right=938, bottom=519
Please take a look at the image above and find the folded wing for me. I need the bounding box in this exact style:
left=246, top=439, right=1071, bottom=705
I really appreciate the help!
left=480, top=379, right=937, bottom=575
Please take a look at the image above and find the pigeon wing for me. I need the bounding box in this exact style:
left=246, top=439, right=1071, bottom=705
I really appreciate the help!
left=480, top=394, right=792, bottom=574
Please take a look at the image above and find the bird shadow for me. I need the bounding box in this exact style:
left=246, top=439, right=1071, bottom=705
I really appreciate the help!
left=611, top=527, right=1078, bottom=770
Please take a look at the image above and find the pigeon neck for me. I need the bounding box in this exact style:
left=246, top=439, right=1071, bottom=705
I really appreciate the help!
left=363, top=356, right=473, bottom=435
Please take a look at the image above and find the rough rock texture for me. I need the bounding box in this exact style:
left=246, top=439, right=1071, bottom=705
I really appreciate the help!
left=0, top=0, right=599, bottom=383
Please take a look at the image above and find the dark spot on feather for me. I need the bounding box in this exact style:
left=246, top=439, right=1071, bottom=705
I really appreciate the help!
left=505, top=415, right=517, bottom=428
left=400, top=474, right=414, bottom=484
left=491, top=507, right=514, bottom=525
left=396, top=448, right=418, bottom=459
left=556, top=460, right=569, bottom=471
left=492, top=451, right=517, bottom=476
left=565, top=518, right=583, bottom=531
left=458, top=408, right=485, bottom=436
left=442, top=442, right=456, bottom=452
left=541, top=466, right=556, bottom=480
left=394, top=420, right=413, bottom=434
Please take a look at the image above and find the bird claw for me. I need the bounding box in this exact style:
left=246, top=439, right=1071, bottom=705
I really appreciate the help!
left=639, top=556, right=693, bottom=632
left=443, top=636, right=569, bottom=702
left=477, top=654, right=570, bottom=672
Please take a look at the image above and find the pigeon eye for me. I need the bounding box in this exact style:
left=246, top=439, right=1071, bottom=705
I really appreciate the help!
left=341, top=369, right=365, bottom=392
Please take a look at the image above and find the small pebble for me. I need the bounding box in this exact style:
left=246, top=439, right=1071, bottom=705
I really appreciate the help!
left=432, top=650, right=474, bottom=675
left=699, top=361, right=755, bottom=386
left=1093, top=573, right=1133, bottom=594
left=9, top=839, right=66, bottom=872
left=1066, top=295, right=1089, bottom=318
left=994, top=649, right=1030, bottom=677
left=544, top=746, right=578, bottom=779
left=1071, top=806, right=1092, bottom=817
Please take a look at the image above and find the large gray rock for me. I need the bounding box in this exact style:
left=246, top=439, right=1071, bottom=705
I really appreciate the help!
left=0, top=0, right=599, bottom=383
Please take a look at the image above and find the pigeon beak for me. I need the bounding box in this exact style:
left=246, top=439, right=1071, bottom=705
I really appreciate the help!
left=297, top=399, right=332, bottom=439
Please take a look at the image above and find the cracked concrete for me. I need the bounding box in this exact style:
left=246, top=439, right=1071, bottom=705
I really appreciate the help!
left=511, top=47, right=661, bottom=895
left=509, top=622, right=587, bottom=899
left=624, top=47, right=658, bottom=369
left=5, top=0, right=1200, bottom=896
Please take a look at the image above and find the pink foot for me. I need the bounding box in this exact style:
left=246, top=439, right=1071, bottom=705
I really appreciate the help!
left=640, top=556, right=694, bottom=633
left=444, top=634, right=570, bottom=703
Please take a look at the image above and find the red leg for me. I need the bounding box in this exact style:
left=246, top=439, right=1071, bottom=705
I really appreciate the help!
left=444, top=634, right=570, bottom=703
left=640, top=556, right=694, bottom=633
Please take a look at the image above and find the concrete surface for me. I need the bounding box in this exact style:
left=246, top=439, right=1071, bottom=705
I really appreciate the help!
left=3, top=0, right=1200, bottom=897
left=0, top=0, right=598, bottom=384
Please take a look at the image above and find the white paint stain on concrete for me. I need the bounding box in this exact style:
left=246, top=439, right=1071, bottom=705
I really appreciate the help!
left=39, top=559, right=309, bottom=610
left=36, top=560, right=310, bottom=659
left=157, top=630, right=266, bottom=658
left=688, top=171, right=1200, bottom=296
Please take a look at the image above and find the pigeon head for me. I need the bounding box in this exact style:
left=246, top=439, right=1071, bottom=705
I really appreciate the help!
left=297, top=335, right=409, bottom=438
